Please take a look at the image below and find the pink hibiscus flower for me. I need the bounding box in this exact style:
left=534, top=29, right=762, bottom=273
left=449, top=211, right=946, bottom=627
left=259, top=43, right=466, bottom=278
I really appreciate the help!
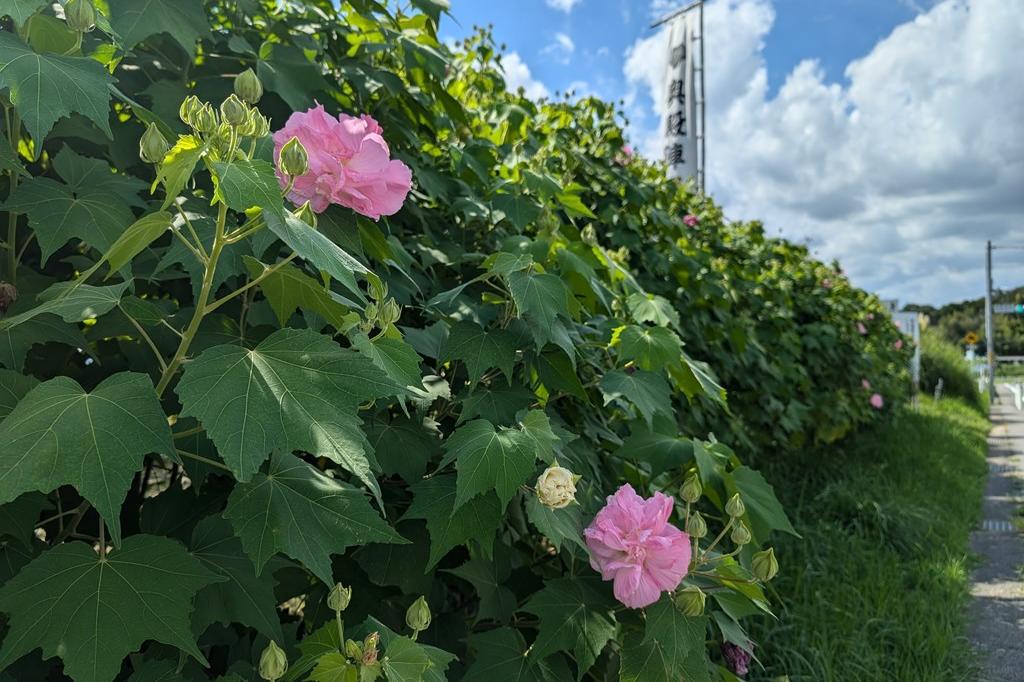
left=273, top=104, right=412, bottom=219
left=857, top=322, right=868, bottom=335
left=894, top=339, right=904, bottom=350
left=862, top=378, right=871, bottom=390
left=683, top=214, right=699, bottom=227
left=584, top=484, right=691, bottom=608
left=870, top=393, right=884, bottom=409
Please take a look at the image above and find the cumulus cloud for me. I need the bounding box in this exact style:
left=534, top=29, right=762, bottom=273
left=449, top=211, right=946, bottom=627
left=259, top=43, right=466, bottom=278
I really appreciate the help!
left=501, top=51, right=550, bottom=100
left=623, top=0, right=1024, bottom=304
left=546, top=0, right=582, bottom=13
left=542, top=32, right=576, bottom=64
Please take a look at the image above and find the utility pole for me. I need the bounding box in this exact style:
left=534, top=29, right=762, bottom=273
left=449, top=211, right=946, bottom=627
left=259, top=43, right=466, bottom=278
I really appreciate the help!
left=985, top=240, right=995, bottom=400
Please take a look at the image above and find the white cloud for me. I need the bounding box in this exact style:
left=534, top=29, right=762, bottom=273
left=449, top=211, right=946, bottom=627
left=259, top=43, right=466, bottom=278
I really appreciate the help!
left=501, top=51, right=550, bottom=100
left=623, top=0, right=1024, bottom=304
left=542, top=32, right=576, bottom=64
left=546, top=0, right=582, bottom=13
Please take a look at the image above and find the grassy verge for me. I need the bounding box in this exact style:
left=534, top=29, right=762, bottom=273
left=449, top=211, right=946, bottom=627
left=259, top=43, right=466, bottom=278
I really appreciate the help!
left=750, top=397, right=989, bottom=681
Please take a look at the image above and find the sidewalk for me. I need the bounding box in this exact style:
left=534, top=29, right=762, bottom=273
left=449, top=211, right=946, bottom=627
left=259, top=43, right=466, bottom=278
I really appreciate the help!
left=969, top=384, right=1024, bottom=681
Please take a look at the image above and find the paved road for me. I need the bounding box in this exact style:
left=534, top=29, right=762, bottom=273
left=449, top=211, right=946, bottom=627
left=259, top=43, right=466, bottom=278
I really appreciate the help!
left=969, top=384, right=1024, bottom=681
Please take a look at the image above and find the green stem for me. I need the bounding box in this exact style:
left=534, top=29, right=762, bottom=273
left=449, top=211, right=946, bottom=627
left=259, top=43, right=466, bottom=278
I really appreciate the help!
left=335, top=611, right=344, bottom=649
left=699, top=517, right=734, bottom=562
left=122, top=307, right=168, bottom=372
left=176, top=448, right=231, bottom=471
left=204, top=252, right=297, bottom=314
left=172, top=425, right=205, bottom=440
left=6, top=110, right=20, bottom=284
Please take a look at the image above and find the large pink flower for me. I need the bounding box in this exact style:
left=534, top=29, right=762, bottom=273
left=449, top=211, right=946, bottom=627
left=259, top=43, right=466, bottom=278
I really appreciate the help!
left=272, top=104, right=412, bottom=219
left=683, top=214, right=699, bottom=227
left=584, top=484, right=691, bottom=608
left=870, top=393, right=884, bottom=409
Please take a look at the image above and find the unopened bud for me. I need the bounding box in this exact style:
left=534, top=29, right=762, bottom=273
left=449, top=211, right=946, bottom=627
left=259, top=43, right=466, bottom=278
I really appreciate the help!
left=139, top=123, right=170, bottom=164
left=580, top=224, right=597, bottom=246
left=258, top=640, right=288, bottom=681
left=0, top=282, right=17, bottom=314
left=685, top=511, right=707, bottom=539
left=194, top=103, right=218, bottom=134
left=679, top=473, right=702, bottom=504
left=405, top=596, right=432, bottom=633
left=731, top=522, right=751, bottom=547
left=279, top=136, right=309, bottom=176
left=380, top=299, right=401, bottom=326
left=673, top=586, right=706, bottom=616
left=327, top=582, right=352, bottom=612
left=220, top=94, right=248, bottom=127
left=234, top=68, right=264, bottom=104
left=535, top=463, right=577, bottom=509
left=294, top=200, right=318, bottom=228
left=65, top=0, right=95, bottom=32
left=344, top=639, right=362, bottom=660
left=251, top=113, right=271, bottom=138
left=179, top=95, right=201, bottom=127
left=725, top=493, right=745, bottom=519
left=361, top=632, right=380, bottom=665
left=752, top=547, right=779, bottom=582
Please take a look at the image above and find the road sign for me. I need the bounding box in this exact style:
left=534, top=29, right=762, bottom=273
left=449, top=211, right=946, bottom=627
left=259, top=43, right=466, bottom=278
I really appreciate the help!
left=993, top=303, right=1024, bottom=314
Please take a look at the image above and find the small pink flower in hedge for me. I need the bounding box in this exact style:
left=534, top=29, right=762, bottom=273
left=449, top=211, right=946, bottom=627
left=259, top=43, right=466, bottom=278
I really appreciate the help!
left=857, top=321, right=867, bottom=335
left=821, top=278, right=832, bottom=289
left=621, top=144, right=633, bottom=157
left=584, top=483, right=691, bottom=609
left=273, top=103, right=412, bottom=219
left=862, top=378, right=871, bottom=390
left=721, top=641, right=752, bottom=677
left=894, top=338, right=904, bottom=350
left=870, top=393, right=884, bottom=409
left=683, top=214, right=699, bottom=227
left=866, top=312, right=875, bottom=321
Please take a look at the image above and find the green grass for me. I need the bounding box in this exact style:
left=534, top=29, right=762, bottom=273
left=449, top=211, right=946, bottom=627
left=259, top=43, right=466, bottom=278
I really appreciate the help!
left=749, top=397, right=990, bottom=681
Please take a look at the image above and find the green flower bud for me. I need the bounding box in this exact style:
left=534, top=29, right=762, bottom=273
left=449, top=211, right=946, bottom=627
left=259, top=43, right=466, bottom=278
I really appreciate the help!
left=220, top=94, right=248, bottom=127
left=731, top=522, right=752, bottom=547
left=194, top=103, right=218, bottom=134
left=179, top=95, right=201, bottom=127
left=673, top=586, right=706, bottom=616
left=344, top=638, right=362, bottom=660
left=258, top=640, right=288, bottom=681
left=252, top=113, right=271, bottom=138
left=327, top=582, right=352, bottom=612
left=139, top=123, right=170, bottom=164
left=65, top=0, right=95, bottom=33
left=279, top=136, right=309, bottom=176
left=679, top=473, right=702, bottom=504
left=294, top=200, right=318, bottom=229
left=725, top=493, right=745, bottom=519
left=380, top=299, right=401, bottom=327
left=234, top=67, right=264, bottom=104
left=361, top=632, right=379, bottom=665
left=685, top=511, right=707, bottom=539
left=752, top=547, right=779, bottom=582
left=405, top=596, right=432, bottom=633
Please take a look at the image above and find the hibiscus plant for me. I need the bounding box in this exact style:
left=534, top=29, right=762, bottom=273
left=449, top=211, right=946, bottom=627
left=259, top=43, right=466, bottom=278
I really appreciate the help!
left=0, top=1, right=910, bottom=681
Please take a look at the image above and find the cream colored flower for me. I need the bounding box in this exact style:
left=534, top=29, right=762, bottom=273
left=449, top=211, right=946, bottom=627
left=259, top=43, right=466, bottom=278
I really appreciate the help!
left=536, top=463, right=578, bottom=509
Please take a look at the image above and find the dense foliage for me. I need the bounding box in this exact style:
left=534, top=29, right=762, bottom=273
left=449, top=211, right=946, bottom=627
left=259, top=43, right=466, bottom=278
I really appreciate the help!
left=920, top=328, right=984, bottom=409
left=907, top=285, right=1024, bottom=356
left=0, top=1, right=910, bottom=680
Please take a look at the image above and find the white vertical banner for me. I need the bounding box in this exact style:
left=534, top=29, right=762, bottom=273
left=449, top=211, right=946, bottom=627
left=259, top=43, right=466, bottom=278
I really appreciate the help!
left=662, top=11, right=699, bottom=182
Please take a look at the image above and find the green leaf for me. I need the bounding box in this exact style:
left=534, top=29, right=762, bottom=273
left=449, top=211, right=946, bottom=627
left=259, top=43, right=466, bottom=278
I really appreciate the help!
left=726, top=466, right=799, bottom=544
left=444, top=554, right=515, bottom=623
left=492, top=193, right=542, bottom=231
left=0, top=492, right=48, bottom=546
left=598, top=369, right=673, bottom=426
left=459, top=383, right=533, bottom=425
left=282, top=622, right=341, bottom=682
left=517, top=410, right=561, bottom=463
left=525, top=494, right=586, bottom=553
left=463, top=628, right=571, bottom=682
left=100, top=211, right=173, bottom=277
left=23, top=14, right=78, bottom=55
left=362, top=414, right=440, bottom=484
left=177, top=327, right=398, bottom=494
left=189, top=516, right=284, bottom=642
left=352, top=332, right=424, bottom=390
left=309, top=653, right=357, bottom=682
left=555, top=192, right=596, bottom=219
left=0, top=535, right=222, bottom=682
left=506, top=269, right=574, bottom=357
left=614, top=325, right=682, bottom=372
left=0, top=372, right=175, bottom=544
left=353, top=521, right=433, bottom=594
left=0, top=368, right=37, bottom=418
left=243, top=256, right=357, bottom=331
left=213, top=159, right=284, bottom=218
left=352, top=618, right=456, bottom=682
left=668, top=350, right=727, bottom=404
left=382, top=636, right=432, bottom=682
left=620, top=603, right=708, bottom=682
left=264, top=209, right=368, bottom=299
left=257, top=41, right=329, bottom=110
left=224, top=453, right=405, bottom=585
left=403, top=475, right=502, bottom=569
left=153, top=135, right=206, bottom=208
left=0, top=32, right=112, bottom=151
left=626, top=293, right=680, bottom=328
left=616, top=429, right=694, bottom=476
left=0, top=140, right=24, bottom=177
left=0, top=314, right=87, bottom=370
left=0, top=281, right=129, bottom=332
left=523, top=577, right=616, bottom=678
left=439, top=418, right=536, bottom=510
left=108, top=0, right=210, bottom=56
left=440, top=321, right=516, bottom=384
left=0, top=0, right=46, bottom=25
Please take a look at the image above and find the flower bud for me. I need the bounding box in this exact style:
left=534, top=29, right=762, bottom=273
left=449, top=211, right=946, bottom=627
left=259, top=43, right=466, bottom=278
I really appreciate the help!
left=673, top=586, right=706, bottom=616
left=380, top=299, right=401, bottom=326
left=752, top=547, right=779, bottom=582
left=535, top=463, right=577, bottom=509
left=294, top=201, right=318, bottom=228
left=194, top=103, right=218, bottom=134
left=731, top=522, right=751, bottom=546
left=580, top=224, right=597, bottom=246
left=405, top=596, right=432, bottom=633
left=220, top=94, right=248, bottom=127
left=725, top=493, right=745, bottom=519
left=679, top=473, right=702, bottom=504
left=344, top=639, right=362, bottom=660
left=139, top=123, right=170, bottom=164
left=685, top=511, right=707, bottom=539
left=258, top=640, right=288, bottom=681
left=0, top=282, right=17, bottom=314
left=327, top=582, right=352, bottom=612
left=234, top=68, right=264, bottom=104
left=361, top=632, right=380, bottom=666
left=279, top=136, right=309, bottom=176
left=65, top=0, right=95, bottom=32
left=251, top=113, right=271, bottom=138
left=179, top=95, right=201, bottom=127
